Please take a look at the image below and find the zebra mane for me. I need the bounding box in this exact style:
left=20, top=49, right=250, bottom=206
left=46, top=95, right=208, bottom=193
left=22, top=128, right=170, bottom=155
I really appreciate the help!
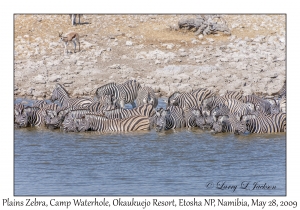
left=55, top=83, right=70, bottom=98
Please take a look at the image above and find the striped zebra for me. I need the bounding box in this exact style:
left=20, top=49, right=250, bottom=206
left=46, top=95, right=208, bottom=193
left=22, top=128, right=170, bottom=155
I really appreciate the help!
left=184, top=107, right=202, bottom=128
left=32, top=100, right=47, bottom=108
left=32, top=100, right=59, bottom=111
left=103, top=104, right=155, bottom=119
left=51, top=83, right=93, bottom=109
left=167, top=91, right=181, bottom=107
left=265, top=98, right=280, bottom=114
left=203, top=96, right=227, bottom=111
left=212, top=104, right=247, bottom=134
left=115, top=80, right=141, bottom=108
left=15, top=107, right=47, bottom=127
left=242, top=95, right=273, bottom=115
left=95, top=82, right=118, bottom=99
left=75, top=114, right=150, bottom=132
left=136, top=86, right=158, bottom=108
left=168, top=92, right=198, bottom=111
left=196, top=114, right=215, bottom=129
left=152, top=106, right=185, bottom=131
left=191, top=88, right=215, bottom=106
left=279, top=96, right=286, bottom=113
left=224, top=99, right=255, bottom=120
left=14, top=103, right=25, bottom=116
left=242, top=112, right=286, bottom=133
left=221, top=90, right=244, bottom=101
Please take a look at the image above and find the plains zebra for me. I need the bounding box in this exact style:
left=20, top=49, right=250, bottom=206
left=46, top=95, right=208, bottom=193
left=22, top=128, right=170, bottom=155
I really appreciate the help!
left=16, top=107, right=47, bottom=127
left=103, top=104, right=155, bottom=119
left=224, top=99, right=255, bottom=120
left=212, top=105, right=247, bottom=134
left=51, top=83, right=93, bottom=109
left=95, top=83, right=118, bottom=99
left=221, top=90, right=244, bottom=101
left=168, top=92, right=198, bottom=111
left=265, top=98, right=280, bottom=114
left=87, top=95, right=117, bottom=113
left=203, top=96, right=227, bottom=111
left=167, top=91, right=181, bottom=107
left=115, top=80, right=141, bottom=108
left=153, top=106, right=185, bottom=131
left=191, top=88, right=215, bottom=106
left=196, top=114, right=215, bottom=129
left=14, top=103, right=24, bottom=116
left=242, top=95, right=273, bottom=115
left=242, top=112, right=286, bottom=133
left=279, top=96, right=286, bottom=113
left=75, top=114, right=150, bottom=132
left=184, top=107, right=202, bottom=127
left=32, top=100, right=47, bottom=108
left=136, top=86, right=158, bottom=108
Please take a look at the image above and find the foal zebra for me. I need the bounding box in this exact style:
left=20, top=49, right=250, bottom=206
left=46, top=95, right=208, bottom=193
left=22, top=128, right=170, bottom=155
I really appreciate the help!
left=51, top=83, right=93, bottom=109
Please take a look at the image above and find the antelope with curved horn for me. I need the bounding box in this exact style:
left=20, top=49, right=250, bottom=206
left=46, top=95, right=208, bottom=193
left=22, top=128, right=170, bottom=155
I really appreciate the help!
left=58, top=31, right=80, bottom=54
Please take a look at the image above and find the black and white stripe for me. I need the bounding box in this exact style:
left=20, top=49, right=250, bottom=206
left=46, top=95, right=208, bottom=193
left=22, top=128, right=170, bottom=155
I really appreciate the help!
left=191, top=88, right=215, bottom=106
left=51, top=83, right=93, bottom=109
left=136, top=86, right=158, bottom=108
left=75, top=114, right=150, bottom=132
left=103, top=104, right=155, bottom=119
left=242, top=112, right=286, bottom=133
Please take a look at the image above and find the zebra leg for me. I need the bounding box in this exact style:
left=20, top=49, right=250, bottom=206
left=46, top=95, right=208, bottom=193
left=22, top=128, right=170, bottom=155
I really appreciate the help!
left=72, top=14, right=76, bottom=25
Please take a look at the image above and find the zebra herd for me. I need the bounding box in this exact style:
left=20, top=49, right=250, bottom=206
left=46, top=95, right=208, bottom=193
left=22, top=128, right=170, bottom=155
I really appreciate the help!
left=14, top=80, right=286, bottom=135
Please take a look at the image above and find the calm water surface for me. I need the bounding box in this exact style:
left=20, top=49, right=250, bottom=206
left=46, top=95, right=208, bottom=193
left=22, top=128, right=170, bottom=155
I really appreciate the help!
left=14, top=98, right=286, bottom=196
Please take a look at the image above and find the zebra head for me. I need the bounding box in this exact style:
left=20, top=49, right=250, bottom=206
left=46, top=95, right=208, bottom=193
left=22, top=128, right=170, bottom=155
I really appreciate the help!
left=154, top=109, right=170, bottom=132
left=195, top=116, right=206, bottom=129
left=74, top=117, right=90, bottom=132
left=15, top=113, right=29, bottom=128
left=62, top=114, right=77, bottom=132
left=45, top=110, right=62, bottom=129
left=212, top=121, right=223, bottom=133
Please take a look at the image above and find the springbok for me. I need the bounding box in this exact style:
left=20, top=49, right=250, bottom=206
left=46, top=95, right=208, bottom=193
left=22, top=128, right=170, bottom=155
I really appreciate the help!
left=58, top=32, right=80, bottom=54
